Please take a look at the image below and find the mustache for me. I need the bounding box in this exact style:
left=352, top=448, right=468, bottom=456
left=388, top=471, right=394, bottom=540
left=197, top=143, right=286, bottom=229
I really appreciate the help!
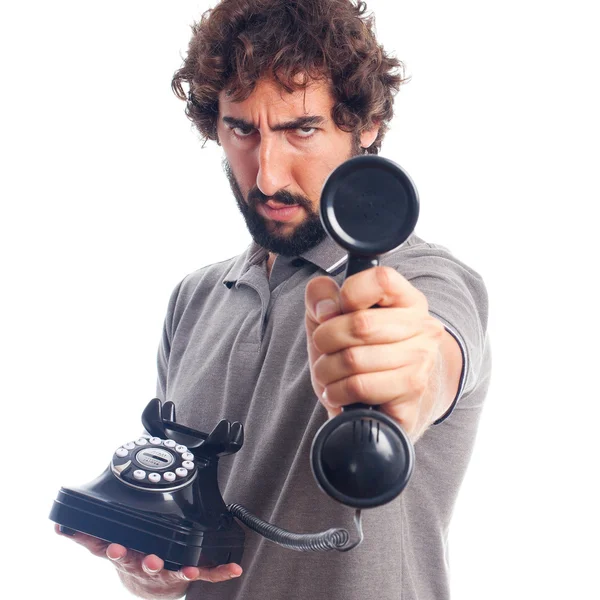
left=247, top=187, right=312, bottom=210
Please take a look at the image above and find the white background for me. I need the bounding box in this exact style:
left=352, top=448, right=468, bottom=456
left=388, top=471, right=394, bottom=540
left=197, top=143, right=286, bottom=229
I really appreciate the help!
left=1, top=1, right=598, bottom=598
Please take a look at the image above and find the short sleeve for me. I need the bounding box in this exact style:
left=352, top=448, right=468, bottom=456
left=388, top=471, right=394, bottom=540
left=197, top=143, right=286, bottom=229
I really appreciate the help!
left=386, top=240, right=490, bottom=423
left=156, top=278, right=185, bottom=402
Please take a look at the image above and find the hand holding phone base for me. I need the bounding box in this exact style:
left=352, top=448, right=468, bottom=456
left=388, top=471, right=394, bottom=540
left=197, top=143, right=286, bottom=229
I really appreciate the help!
left=50, top=399, right=362, bottom=570
left=50, top=398, right=246, bottom=570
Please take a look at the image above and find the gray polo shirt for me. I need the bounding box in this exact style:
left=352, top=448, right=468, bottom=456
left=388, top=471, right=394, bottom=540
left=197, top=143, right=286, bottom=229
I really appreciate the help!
left=156, top=232, right=491, bottom=600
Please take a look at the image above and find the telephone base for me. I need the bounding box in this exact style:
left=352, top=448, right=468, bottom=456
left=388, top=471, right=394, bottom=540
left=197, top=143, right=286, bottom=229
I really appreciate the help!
left=58, top=525, right=77, bottom=536
left=50, top=485, right=244, bottom=570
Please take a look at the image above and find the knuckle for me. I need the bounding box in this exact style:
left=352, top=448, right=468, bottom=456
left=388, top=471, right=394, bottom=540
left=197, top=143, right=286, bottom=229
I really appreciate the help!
left=311, top=358, right=325, bottom=386
left=338, top=283, right=352, bottom=307
left=413, top=347, right=429, bottom=365
left=375, top=265, right=391, bottom=289
left=350, top=311, right=372, bottom=339
left=346, top=374, right=367, bottom=400
left=312, top=329, right=326, bottom=353
left=427, top=317, right=445, bottom=339
left=196, top=567, right=222, bottom=583
left=205, top=571, right=220, bottom=583
left=409, top=369, right=428, bottom=395
left=340, top=346, right=359, bottom=371
left=426, top=352, right=437, bottom=373
left=418, top=345, right=435, bottom=366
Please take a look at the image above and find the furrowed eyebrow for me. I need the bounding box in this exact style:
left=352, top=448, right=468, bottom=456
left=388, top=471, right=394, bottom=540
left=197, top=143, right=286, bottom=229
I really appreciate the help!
left=222, top=117, right=254, bottom=130
left=271, top=116, right=325, bottom=131
left=222, top=115, right=325, bottom=131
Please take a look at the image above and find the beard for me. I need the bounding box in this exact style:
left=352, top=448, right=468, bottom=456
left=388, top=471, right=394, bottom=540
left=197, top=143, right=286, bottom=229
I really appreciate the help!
left=223, top=135, right=363, bottom=257
left=223, top=161, right=327, bottom=257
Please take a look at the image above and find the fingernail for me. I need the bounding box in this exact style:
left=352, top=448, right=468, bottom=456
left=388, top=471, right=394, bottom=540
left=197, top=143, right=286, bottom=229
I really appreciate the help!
left=143, top=565, right=160, bottom=575
left=316, top=299, right=338, bottom=321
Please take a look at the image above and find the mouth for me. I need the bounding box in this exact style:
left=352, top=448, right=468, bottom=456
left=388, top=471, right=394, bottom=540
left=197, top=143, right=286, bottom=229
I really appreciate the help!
left=259, top=201, right=302, bottom=223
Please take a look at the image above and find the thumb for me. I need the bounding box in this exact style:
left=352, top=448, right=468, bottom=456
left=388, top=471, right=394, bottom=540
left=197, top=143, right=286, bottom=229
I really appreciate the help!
left=305, top=276, right=342, bottom=329
left=305, top=276, right=341, bottom=365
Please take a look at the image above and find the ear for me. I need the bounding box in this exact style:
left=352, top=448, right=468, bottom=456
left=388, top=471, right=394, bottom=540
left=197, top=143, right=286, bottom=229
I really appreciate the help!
left=359, top=121, right=380, bottom=149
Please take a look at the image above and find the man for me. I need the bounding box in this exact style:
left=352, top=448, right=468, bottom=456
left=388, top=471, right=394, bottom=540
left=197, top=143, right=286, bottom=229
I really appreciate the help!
left=56, top=1, right=491, bottom=598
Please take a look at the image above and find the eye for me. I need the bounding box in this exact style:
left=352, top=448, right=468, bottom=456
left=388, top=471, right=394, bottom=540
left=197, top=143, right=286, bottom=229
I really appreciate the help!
left=231, top=126, right=255, bottom=139
left=295, top=127, right=316, bottom=138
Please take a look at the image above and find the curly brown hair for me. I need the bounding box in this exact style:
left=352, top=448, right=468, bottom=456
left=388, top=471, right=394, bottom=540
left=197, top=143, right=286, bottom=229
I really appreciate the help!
left=171, top=0, right=407, bottom=154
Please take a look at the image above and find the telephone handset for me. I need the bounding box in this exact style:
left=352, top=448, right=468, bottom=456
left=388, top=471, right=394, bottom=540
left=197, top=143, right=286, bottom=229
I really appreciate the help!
left=50, top=155, right=419, bottom=570
left=311, top=155, right=419, bottom=508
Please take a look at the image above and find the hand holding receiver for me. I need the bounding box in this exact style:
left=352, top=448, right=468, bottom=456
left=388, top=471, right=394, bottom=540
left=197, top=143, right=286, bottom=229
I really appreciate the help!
left=55, top=524, right=241, bottom=599
left=309, top=155, right=419, bottom=509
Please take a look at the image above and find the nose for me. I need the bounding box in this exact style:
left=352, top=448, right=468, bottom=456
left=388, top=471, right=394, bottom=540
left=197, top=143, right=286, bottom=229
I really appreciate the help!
left=256, top=136, right=291, bottom=197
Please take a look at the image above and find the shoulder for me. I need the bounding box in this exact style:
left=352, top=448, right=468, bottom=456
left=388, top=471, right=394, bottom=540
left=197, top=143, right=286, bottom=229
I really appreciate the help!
left=178, top=254, right=241, bottom=297
left=390, top=234, right=491, bottom=401
left=384, top=232, right=489, bottom=328
left=163, top=251, right=244, bottom=321
left=384, top=233, right=487, bottom=292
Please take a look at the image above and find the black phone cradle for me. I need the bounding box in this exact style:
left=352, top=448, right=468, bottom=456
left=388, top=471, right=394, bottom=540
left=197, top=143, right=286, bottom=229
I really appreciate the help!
left=50, top=399, right=361, bottom=570
left=50, top=398, right=245, bottom=570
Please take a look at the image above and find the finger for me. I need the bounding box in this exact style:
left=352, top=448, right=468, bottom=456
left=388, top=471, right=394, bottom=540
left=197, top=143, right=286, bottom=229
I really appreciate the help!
left=141, top=554, right=165, bottom=575
left=312, top=307, right=436, bottom=354
left=324, top=360, right=434, bottom=408
left=305, top=276, right=342, bottom=337
left=340, top=266, right=428, bottom=312
left=179, top=566, right=201, bottom=581
left=312, top=337, right=426, bottom=388
left=321, top=390, right=343, bottom=420
left=106, top=545, right=157, bottom=575
left=105, top=543, right=130, bottom=567
left=305, top=276, right=342, bottom=372
left=192, top=563, right=243, bottom=583
left=381, top=398, right=422, bottom=441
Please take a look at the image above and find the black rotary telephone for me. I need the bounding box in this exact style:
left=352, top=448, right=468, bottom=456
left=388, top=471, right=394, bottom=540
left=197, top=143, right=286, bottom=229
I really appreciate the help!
left=50, top=155, right=420, bottom=570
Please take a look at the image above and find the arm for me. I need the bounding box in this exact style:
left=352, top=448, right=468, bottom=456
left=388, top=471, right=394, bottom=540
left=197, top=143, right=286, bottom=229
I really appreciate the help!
left=417, top=327, right=464, bottom=438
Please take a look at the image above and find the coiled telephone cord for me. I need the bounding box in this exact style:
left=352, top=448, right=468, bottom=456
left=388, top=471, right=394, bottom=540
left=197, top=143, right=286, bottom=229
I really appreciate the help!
left=227, top=503, right=363, bottom=552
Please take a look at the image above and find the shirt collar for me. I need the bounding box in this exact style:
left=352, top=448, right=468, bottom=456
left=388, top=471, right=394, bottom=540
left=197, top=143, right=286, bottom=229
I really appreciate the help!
left=301, top=234, right=348, bottom=274
left=222, top=235, right=348, bottom=288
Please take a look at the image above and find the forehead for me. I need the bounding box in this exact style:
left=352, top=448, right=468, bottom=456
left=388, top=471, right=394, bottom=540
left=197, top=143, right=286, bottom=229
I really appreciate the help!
left=218, top=78, right=335, bottom=121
